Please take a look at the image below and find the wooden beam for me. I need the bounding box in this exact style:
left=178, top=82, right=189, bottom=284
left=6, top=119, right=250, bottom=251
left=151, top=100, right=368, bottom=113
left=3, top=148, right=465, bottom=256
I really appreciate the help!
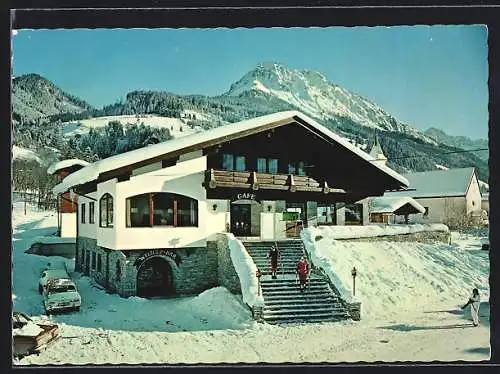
left=251, top=171, right=259, bottom=191
left=288, top=174, right=297, bottom=192
left=323, top=181, right=330, bottom=194
left=149, top=193, right=154, bottom=227
left=208, top=168, right=217, bottom=189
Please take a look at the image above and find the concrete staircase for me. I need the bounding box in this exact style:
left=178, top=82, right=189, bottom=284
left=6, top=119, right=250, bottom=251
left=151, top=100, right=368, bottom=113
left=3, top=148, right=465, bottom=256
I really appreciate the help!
left=243, top=240, right=351, bottom=324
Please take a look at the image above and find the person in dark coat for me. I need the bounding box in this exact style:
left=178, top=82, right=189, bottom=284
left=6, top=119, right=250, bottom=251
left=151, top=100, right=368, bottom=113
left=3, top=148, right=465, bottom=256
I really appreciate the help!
left=296, top=256, right=310, bottom=292
left=266, top=244, right=281, bottom=279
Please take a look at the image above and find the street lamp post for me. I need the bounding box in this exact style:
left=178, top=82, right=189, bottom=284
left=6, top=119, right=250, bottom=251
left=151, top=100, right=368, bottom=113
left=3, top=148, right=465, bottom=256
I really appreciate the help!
left=256, top=269, right=262, bottom=296
left=351, top=266, right=357, bottom=297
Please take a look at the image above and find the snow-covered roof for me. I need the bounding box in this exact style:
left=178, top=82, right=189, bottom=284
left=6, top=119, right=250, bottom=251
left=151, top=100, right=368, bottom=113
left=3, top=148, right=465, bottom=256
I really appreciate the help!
left=385, top=167, right=476, bottom=199
left=47, top=159, right=90, bottom=175
left=370, top=196, right=425, bottom=214
left=53, top=111, right=409, bottom=194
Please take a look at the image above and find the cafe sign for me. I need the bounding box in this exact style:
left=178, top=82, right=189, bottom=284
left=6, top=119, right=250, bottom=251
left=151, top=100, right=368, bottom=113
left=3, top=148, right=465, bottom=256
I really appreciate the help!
left=133, top=249, right=182, bottom=267
left=231, top=192, right=260, bottom=202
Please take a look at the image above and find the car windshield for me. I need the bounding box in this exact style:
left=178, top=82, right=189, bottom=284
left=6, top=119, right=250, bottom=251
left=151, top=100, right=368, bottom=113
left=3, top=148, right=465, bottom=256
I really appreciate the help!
left=48, top=285, right=76, bottom=294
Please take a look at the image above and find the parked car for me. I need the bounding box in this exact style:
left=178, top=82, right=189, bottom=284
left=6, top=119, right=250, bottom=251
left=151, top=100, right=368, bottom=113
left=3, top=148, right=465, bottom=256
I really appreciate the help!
left=38, top=268, right=70, bottom=294
left=43, top=278, right=81, bottom=314
left=12, top=312, right=60, bottom=358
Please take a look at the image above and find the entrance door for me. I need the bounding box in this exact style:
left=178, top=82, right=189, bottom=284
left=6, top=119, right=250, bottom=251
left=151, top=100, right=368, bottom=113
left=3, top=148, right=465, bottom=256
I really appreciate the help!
left=136, top=257, right=174, bottom=298
left=230, top=204, right=252, bottom=236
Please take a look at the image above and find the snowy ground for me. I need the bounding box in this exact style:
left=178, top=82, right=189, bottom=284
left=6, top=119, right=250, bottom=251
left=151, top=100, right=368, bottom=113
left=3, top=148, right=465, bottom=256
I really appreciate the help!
left=11, top=201, right=490, bottom=365
left=61, top=115, right=203, bottom=139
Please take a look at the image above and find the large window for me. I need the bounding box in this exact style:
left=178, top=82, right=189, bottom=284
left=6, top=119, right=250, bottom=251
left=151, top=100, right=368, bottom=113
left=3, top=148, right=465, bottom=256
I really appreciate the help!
left=100, top=193, right=114, bottom=228
left=257, top=158, right=267, bottom=173
left=256, top=158, right=278, bottom=174
left=89, top=202, right=95, bottom=224
left=317, top=204, right=337, bottom=225
left=287, top=161, right=306, bottom=176
left=268, top=159, right=278, bottom=174
left=235, top=156, right=246, bottom=171
left=345, top=203, right=363, bottom=225
left=81, top=203, right=86, bottom=224
left=126, top=193, right=198, bottom=227
left=222, top=153, right=234, bottom=170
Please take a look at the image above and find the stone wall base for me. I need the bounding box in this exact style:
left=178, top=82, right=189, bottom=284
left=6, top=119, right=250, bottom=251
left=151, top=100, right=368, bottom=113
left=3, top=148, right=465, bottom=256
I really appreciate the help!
left=337, top=231, right=450, bottom=244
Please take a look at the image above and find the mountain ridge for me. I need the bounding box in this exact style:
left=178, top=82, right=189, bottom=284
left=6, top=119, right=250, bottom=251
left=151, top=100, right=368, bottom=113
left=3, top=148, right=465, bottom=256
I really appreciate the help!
left=11, top=65, right=489, bottom=183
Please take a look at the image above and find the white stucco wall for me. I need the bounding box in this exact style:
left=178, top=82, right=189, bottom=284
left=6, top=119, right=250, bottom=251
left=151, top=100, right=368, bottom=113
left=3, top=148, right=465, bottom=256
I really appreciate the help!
left=78, top=192, right=98, bottom=239
left=206, top=199, right=229, bottom=240
left=412, top=196, right=466, bottom=224
left=260, top=213, right=275, bottom=240
left=95, top=178, right=118, bottom=249
left=99, top=156, right=209, bottom=250
left=60, top=213, right=76, bottom=238
left=465, top=174, right=482, bottom=216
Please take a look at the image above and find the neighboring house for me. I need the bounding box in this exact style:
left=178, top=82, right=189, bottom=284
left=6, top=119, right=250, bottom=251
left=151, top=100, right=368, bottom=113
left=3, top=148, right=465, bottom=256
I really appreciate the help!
left=385, top=167, right=483, bottom=228
left=369, top=196, right=425, bottom=224
left=52, top=110, right=409, bottom=298
left=47, top=159, right=90, bottom=237
left=481, top=193, right=489, bottom=215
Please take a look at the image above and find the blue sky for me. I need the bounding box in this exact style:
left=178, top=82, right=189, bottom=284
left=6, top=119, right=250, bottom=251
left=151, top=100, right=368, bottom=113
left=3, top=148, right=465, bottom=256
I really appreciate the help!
left=12, top=26, right=488, bottom=139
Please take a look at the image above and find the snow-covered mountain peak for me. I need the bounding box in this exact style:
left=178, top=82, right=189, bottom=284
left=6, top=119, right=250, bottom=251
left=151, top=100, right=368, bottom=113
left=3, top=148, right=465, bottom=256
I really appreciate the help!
left=224, top=62, right=438, bottom=144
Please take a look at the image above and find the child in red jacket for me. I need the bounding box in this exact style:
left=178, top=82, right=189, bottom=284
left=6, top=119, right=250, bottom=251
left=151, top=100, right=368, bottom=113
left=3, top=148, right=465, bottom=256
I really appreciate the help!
left=296, top=256, right=309, bottom=292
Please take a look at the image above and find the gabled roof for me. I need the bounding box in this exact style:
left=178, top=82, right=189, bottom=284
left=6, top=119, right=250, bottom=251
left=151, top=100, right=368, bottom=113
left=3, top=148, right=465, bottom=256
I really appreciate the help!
left=370, top=196, right=425, bottom=214
left=53, top=111, right=409, bottom=195
left=385, top=167, right=476, bottom=198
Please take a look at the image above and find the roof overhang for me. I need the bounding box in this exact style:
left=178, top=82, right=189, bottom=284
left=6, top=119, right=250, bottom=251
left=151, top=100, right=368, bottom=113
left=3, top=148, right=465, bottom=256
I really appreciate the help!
left=53, top=111, right=409, bottom=195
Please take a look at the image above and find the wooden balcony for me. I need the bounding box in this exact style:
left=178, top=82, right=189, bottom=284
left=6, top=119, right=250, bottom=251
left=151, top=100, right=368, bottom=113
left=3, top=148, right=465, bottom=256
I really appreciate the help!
left=204, top=169, right=346, bottom=194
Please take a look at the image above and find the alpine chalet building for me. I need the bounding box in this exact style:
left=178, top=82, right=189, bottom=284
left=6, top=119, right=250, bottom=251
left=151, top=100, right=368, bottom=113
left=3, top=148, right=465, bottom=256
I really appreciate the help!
left=53, top=111, right=409, bottom=298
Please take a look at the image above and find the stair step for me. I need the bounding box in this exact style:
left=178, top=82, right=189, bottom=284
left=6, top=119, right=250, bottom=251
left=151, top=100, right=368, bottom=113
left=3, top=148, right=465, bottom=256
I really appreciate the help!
left=265, top=315, right=350, bottom=324
left=263, top=310, right=347, bottom=319
left=262, top=291, right=333, bottom=297
left=264, top=303, right=341, bottom=310
left=262, top=286, right=330, bottom=292
left=264, top=300, right=339, bottom=306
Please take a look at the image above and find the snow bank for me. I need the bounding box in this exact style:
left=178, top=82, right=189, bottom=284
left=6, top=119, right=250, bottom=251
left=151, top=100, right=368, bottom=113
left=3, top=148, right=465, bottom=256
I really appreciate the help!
left=32, top=236, right=76, bottom=244
left=188, top=287, right=252, bottom=325
left=226, top=234, right=264, bottom=308
left=13, top=322, right=44, bottom=337
left=312, top=223, right=448, bottom=240
left=301, top=226, right=489, bottom=319
left=301, top=228, right=355, bottom=303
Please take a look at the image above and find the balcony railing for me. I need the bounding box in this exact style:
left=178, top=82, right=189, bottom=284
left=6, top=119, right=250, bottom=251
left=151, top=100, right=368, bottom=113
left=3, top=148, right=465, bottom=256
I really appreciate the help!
left=204, top=169, right=346, bottom=194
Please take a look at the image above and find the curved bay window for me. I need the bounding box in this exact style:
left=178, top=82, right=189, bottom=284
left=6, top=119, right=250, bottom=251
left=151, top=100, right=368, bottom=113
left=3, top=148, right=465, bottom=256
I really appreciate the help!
left=126, top=192, right=198, bottom=228
left=100, top=193, right=114, bottom=228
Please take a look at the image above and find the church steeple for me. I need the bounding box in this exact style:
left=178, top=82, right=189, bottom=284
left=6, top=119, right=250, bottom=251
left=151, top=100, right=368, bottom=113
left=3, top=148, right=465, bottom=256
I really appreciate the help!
left=369, top=131, right=387, bottom=166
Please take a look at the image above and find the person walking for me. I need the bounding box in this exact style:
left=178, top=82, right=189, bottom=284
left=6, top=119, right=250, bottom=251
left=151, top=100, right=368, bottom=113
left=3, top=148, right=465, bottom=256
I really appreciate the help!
left=461, top=288, right=481, bottom=326
left=266, top=243, right=281, bottom=279
left=296, top=256, right=310, bottom=292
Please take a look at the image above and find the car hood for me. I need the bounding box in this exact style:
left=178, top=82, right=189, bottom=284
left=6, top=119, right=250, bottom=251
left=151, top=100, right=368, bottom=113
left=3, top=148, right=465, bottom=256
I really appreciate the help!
left=46, top=292, right=81, bottom=303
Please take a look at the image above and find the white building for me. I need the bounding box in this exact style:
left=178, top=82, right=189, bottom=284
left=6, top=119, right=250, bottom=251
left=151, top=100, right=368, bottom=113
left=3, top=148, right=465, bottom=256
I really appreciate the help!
left=53, top=111, right=409, bottom=297
left=385, top=167, right=484, bottom=228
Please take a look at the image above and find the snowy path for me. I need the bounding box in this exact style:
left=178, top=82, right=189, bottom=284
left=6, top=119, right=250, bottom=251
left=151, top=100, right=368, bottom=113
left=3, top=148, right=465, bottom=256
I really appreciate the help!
left=17, top=311, right=489, bottom=365
left=11, top=202, right=490, bottom=365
